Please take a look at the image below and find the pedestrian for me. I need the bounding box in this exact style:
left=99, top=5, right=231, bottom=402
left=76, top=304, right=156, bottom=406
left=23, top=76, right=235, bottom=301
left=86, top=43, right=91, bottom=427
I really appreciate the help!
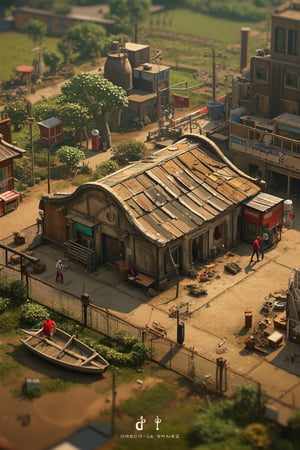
left=36, top=217, right=43, bottom=234
left=259, top=236, right=265, bottom=260
left=42, top=317, right=56, bottom=339
left=250, top=236, right=261, bottom=262
left=55, top=259, right=64, bottom=283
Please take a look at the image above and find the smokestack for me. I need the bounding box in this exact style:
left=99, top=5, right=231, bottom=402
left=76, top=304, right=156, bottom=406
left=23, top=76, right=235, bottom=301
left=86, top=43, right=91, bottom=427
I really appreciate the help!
left=240, top=27, right=251, bottom=73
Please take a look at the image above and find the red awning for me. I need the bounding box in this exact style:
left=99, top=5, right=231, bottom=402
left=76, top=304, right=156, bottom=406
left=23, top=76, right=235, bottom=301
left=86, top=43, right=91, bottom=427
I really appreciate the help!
left=0, top=190, right=20, bottom=203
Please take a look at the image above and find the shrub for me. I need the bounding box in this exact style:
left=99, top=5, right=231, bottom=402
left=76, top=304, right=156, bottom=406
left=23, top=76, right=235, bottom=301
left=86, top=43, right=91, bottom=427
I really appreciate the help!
left=242, top=423, right=272, bottom=449
left=190, top=411, right=237, bottom=444
left=0, top=297, right=11, bottom=313
left=93, top=160, right=119, bottom=179
left=111, top=139, right=146, bottom=166
left=20, top=302, right=48, bottom=326
left=0, top=279, right=11, bottom=298
left=56, top=146, right=85, bottom=170
left=9, top=280, right=27, bottom=306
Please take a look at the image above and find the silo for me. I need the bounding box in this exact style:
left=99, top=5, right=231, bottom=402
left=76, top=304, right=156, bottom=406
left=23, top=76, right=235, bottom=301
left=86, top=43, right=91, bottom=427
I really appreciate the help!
left=104, top=51, right=133, bottom=95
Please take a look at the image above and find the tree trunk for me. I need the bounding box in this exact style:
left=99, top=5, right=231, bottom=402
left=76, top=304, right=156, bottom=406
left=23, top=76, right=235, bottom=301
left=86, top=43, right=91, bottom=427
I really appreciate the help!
left=95, top=113, right=111, bottom=149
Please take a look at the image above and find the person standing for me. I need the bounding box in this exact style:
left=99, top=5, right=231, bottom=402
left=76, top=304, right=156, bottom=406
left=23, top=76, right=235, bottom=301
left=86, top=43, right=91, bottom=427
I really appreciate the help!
left=55, top=259, right=64, bottom=283
left=42, top=317, right=56, bottom=338
left=250, top=236, right=261, bottom=262
left=259, top=236, right=265, bottom=260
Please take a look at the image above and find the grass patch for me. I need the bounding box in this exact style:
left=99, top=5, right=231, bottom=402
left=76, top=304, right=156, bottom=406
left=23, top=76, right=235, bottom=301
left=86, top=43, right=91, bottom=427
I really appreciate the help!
left=0, top=345, right=23, bottom=386
left=41, top=376, right=75, bottom=394
left=120, top=381, right=176, bottom=417
left=0, top=32, right=60, bottom=82
left=0, top=309, right=21, bottom=335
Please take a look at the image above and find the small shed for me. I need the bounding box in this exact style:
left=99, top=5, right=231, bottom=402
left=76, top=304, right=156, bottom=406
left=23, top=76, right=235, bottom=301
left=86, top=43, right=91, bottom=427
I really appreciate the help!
left=37, top=117, right=63, bottom=147
left=0, top=190, right=21, bottom=216
left=241, top=192, right=284, bottom=246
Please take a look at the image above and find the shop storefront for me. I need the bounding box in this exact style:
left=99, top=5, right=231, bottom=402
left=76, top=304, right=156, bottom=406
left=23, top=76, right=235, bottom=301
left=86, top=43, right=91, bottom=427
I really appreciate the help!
left=241, top=192, right=284, bottom=247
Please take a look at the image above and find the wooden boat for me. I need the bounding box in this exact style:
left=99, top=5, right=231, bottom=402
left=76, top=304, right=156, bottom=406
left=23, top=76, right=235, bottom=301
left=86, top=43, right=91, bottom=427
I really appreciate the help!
left=20, top=328, right=109, bottom=374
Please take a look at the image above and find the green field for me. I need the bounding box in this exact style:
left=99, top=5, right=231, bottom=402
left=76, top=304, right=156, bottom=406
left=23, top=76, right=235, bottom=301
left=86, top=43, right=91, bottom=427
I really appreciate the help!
left=0, top=31, right=59, bottom=82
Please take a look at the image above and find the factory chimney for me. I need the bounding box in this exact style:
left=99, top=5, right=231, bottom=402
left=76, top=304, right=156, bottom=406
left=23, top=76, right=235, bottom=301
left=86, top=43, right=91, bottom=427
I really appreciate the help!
left=240, top=27, right=251, bottom=73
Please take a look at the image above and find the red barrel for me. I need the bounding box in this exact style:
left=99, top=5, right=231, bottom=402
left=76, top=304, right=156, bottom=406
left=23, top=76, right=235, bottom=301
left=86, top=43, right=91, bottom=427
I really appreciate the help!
left=244, top=311, right=252, bottom=328
left=91, top=129, right=100, bottom=152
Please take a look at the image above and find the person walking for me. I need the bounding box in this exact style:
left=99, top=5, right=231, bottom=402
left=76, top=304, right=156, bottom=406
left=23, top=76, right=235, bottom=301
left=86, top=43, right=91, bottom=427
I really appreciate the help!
left=55, top=259, right=64, bottom=283
left=250, top=236, right=261, bottom=262
left=259, top=236, right=265, bottom=260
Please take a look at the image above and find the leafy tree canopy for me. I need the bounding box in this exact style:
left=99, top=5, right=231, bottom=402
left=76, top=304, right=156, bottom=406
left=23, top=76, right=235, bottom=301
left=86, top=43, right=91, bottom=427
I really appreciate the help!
left=108, top=0, right=151, bottom=24
left=4, top=100, right=28, bottom=131
left=25, top=18, right=47, bottom=45
left=56, top=103, right=89, bottom=131
left=59, top=72, right=128, bottom=147
left=63, top=22, right=106, bottom=60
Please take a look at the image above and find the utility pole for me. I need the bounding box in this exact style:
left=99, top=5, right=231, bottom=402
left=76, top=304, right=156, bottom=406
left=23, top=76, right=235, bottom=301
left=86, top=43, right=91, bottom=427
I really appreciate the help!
left=205, top=49, right=226, bottom=102
left=47, top=145, right=51, bottom=194
left=27, top=100, right=35, bottom=185
left=157, top=81, right=188, bottom=137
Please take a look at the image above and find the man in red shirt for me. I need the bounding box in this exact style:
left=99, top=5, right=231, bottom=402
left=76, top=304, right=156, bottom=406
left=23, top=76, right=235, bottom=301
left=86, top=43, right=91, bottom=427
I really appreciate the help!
left=42, top=317, right=56, bottom=338
left=250, top=236, right=261, bottom=263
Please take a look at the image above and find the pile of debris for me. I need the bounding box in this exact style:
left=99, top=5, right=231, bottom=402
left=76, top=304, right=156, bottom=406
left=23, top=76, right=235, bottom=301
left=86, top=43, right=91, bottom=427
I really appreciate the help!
left=244, top=320, right=272, bottom=354
left=184, top=283, right=208, bottom=297
left=224, top=262, right=241, bottom=275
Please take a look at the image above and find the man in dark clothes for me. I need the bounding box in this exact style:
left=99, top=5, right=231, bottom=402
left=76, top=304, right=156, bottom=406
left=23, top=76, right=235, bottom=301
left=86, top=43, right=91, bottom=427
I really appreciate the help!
left=250, top=236, right=261, bottom=262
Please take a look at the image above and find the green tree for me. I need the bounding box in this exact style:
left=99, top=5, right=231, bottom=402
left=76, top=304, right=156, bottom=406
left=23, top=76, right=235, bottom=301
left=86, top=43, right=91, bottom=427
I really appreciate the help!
left=56, top=145, right=85, bottom=170
left=109, top=0, right=151, bottom=23
left=63, top=22, right=106, bottom=60
left=109, top=0, right=151, bottom=35
left=53, top=0, right=72, bottom=15
left=25, top=18, right=47, bottom=45
left=111, top=139, right=146, bottom=165
left=57, top=103, right=90, bottom=147
left=14, top=157, right=34, bottom=187
left=59, top=72, right=128, bottom=148
left=44, top=50, right=61, bottom=74
left=4, top=100, right=27, bottom=131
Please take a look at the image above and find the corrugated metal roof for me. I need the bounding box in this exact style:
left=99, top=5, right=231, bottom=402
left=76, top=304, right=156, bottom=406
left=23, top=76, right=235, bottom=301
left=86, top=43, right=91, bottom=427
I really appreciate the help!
left=0, top=139, right=25, bottom=162
left=92, top=135, right=260, bottom=245
left=243, top=192, right=283, bottom=212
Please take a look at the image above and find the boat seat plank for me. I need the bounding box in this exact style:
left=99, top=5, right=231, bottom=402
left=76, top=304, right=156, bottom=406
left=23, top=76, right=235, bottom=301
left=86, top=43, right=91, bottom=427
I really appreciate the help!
left=79, top=352, right=98, bottom=366
left=56, top=334, right=76, bottom=359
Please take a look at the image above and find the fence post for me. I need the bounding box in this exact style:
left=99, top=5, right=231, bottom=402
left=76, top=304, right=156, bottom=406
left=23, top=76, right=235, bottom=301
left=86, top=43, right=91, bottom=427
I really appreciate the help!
left=81, top=292, right=90, bottom=325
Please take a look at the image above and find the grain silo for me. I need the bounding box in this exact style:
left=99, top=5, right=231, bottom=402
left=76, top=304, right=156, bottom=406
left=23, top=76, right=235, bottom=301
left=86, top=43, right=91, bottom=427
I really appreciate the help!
left=104, top=42, right=133, bottom=95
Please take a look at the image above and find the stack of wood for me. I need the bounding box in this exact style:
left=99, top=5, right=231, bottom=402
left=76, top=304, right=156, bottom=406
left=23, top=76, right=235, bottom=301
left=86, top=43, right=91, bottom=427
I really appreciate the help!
left=244, top=321, right=272, bottom=353
left=224, top=262, right=241, bottom=274
left=184, top=283, right=208, bottom=297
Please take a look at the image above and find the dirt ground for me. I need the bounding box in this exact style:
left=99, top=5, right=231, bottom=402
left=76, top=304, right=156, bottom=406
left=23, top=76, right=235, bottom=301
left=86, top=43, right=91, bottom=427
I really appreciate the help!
left=1, top=71, right=300, bottom=449
left=0, top=333, right=180, bottom=450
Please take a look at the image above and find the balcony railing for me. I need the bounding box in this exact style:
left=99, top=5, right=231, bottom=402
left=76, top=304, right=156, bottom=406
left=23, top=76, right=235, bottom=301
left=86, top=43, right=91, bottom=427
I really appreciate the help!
left=229, top=121, right=300, bottom=173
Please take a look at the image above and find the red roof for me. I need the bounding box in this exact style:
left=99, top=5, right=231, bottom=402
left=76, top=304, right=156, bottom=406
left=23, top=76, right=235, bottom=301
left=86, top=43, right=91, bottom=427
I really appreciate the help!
left=0, top=190, right=20, bottom=203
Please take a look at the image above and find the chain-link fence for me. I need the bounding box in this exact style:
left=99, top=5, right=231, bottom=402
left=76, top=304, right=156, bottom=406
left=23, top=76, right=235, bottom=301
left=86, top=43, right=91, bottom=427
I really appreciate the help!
left=0, top=263, right=259, bottom=396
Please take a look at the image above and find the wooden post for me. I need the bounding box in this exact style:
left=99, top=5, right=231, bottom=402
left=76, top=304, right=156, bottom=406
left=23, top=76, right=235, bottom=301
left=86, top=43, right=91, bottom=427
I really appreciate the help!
left=111, top=368, right=117, bottom=436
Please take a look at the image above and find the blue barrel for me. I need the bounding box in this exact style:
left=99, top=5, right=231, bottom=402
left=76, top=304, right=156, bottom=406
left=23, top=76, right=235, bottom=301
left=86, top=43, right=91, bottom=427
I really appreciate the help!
left=230, top=107, right=245, bottom=123
left=207, top=102, right=225, bottom=119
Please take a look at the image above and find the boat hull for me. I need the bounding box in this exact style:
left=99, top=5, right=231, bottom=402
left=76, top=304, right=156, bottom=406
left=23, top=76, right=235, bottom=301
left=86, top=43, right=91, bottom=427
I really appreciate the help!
left=20, top=328, right=109, bottom=374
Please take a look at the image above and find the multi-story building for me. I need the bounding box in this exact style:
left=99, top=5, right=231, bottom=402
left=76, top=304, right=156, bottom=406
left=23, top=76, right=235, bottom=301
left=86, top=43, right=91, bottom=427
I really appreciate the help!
left=229, top=1, right=300, bottom=197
